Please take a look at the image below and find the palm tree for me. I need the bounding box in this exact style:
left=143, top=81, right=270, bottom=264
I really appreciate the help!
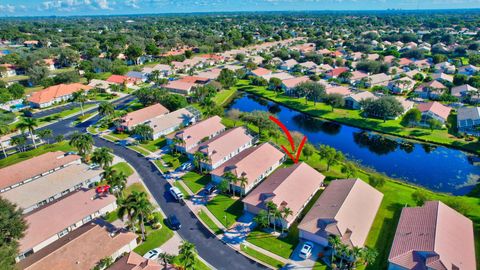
left=72, top=90, right=88, bottom=116
left=98, top=102, right=114, bottom=118
left=238, top=173, right=248, bottom=197
left=102, top=166, right=116, bottom=182
left=178, top=241, right=197, bottom=270
left=171, top=137, right=183, bottom=154
left=117, top=191, right=153, bottom=241
left=361, top=247, right=378, bottom=267
left=91, top=147, right=114, bottom=169
left=158, top=252, right=175, bottom=270
left=0, top=124, right=10, bottom=157
left=193, top=151, right=205, bottom=174
left=37, top=129, right=53, bottom=144
left=69, top=132, right=94, bottom=160
left=222, top=171, right=237, bottom=196
left=108, top=171, right=128, bottom=197
left=253, top=210, right=269, bottom=229
left=328, top=235, right=342, bottom=266
left=17, top=117, right=38, bottom=148
left=132, top=124, right=153, bottom=142
left=11, top=135, right=27, bottom=152
left=54, top=134, right=64, bottom=143
left=265, top=201, right=277, bottom=229
left=280, top=207, right=293, bottom=234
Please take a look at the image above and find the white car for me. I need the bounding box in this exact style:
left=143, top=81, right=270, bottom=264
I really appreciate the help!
left=299, top=242, right=314, bottom=259
left=143, top=248, right=163, bottom=260
left=169, top=187, right=184, bottom=201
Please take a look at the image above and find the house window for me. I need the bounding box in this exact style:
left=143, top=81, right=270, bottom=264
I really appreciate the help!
left=18, top=249, right=33, bottom=260
left=57, top=228, right=69, bottom=238
left=83, top=215, right=92, bottom=223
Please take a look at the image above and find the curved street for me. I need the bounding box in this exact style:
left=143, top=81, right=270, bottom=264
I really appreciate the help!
left=35, top=96, right=268, bottom=270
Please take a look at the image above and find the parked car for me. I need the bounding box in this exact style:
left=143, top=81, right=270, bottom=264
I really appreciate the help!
left=167, top=214, right=181, bottom=230
left=299, top=242, right=314, bottom=259
left=205, top=183, right=217, bottom=195
left=179, top=162, right=193, bottom=171
left=143, top=248, right=163, bottom=260
left=169, top=187, right=184, bottom=201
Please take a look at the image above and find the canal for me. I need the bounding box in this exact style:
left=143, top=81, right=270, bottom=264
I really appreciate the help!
left=227, top=93, right=480, bottom=195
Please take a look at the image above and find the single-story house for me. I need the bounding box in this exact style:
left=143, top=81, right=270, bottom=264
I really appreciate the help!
left=1, top=163, right=103, bottom=214
left=243, top=162, right=325, bottom=229
left=431, top=72, right=454, bottom=84
left=196, top=68, right=222, bottom=80
left=178, top=75, right=210, bottom=85
left=0, top=151, right=81, bottom=193
left=388, top=201, right=476, bottom=270
left=170, top=115, right=226, bottom=153
left=211, top=142, right=285, bottom=195
left=0, top=63, right=17, bottom=77
left=262, top=72, right=295, bottom=82
left=298, top=61, right=317, bottom=73
left=388, top=77, right=416, bottom=94
left=395, top=97, right=415, bottom=115
left=142, top=64, right=172, bottom=78
left=281, top=76, right=311, bottom=93
left=119, top=103, right=170, bottom=131
left=164, top=80, right=196, bottom=95
left=325, top=86, right=352, bottom=97
left=451, top=84, right=479, bottom=102
left=27, top=83, right=93, bottom=108
left=349, top=71, right=368, bottom=84
left=149, top=107, right=198, bottom=140
left=458, top=65, right=478, bottom=76
left=189, top=127, right=254, bottom=171
left=106, top=75, right=141, bottom=86
left=298, top=179, right=383, bottom=247
left=250, top=67, right=272, bottom=77
left=280, top=59, right=299, bottom=71
left=457, top=106, right=480, bottom=136
left=398, top=58, right=413, bottom=67
left=17, top=222, right=138, bottom=270
left=417, top=101, right=452, bottom=125
left=434, top=61, right=456, bottom=74
left=344, top=91, right=377, bottom=110
left=414, top=80, right=447, bottom=100
left=125, top=71, right=148, bottom=82
left=88, top=79, right=115, bottom=91
left=367, top=73, right=391, bottom=87
left=17, top=189, right=117, bottom=261
left=325, top=67, right=348, bottom=79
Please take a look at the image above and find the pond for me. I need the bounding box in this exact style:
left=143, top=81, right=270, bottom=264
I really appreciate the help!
left=226, top=93, right=480, bottom=195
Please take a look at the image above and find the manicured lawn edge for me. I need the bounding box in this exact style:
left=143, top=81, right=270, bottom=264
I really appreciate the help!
left=198, top=210, right=223, bottom=235
left=240, top=244, right=285, bottom=269
left=112, top=162, right=134, bottom=177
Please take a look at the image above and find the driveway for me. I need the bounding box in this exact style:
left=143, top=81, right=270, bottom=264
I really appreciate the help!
left=288, top=240, right=325, bottom=269
left=30, top=102, right=268, bottom=270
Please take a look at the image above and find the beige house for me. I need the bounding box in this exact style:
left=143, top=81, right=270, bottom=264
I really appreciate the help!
left=170, top=116, right=226, bottom=153
left=120, top=103, right=170, bottom=131
left=298, top=179, right=383, bottom=247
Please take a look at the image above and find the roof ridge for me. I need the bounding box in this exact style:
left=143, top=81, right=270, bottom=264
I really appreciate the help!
left=332, top=178, right=359, bottom=224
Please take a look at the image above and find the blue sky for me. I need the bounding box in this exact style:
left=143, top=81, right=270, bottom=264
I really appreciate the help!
left=1, top=0, right=480, bottom=17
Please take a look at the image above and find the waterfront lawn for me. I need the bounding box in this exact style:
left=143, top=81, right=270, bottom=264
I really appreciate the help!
left=112, top=162, right=134, bottom=177
left=239, top=80, right=480, bottom=154
left=198, top=210, right=223, bottom=235
left=206, top=194, right=243, bottom=228
left=182, top=171, right=210, bottom=194
left=0, top=141, right=74, bottom=168
left=240, top=244, right=285, bottom=269
left=213, top=88, right=237, bottom=106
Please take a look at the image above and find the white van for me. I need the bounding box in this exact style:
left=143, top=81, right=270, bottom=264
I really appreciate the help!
left=169, top=187, right=184, bottom=201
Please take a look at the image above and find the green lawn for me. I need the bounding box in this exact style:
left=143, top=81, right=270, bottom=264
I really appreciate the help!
left=109, top=132, right=130, bottom=140
left=133, top=215, right=174, bottom=255
left=172, top=256, right=211, bottom=270
left=173, top=181, right=190, bottom=198
left=124, top=182, right=148, bottom=197
left=0, top=141, right=74, bottom=168
left=128, top=145, right=151, bottom=156
left=112, top=162, right=134, bottom=177
left=198, top=210, right=223, bottom=235
left=140, top=137, right=167, bottom=152
left=206, top=194, right=243, bottom=228
left=246, top=229, right=299, bottom=259
left=213, top=88, right=237, bottom=106
left=238, top=80, right=480, bottom=154
left=154, top=160, right=168, bottom=173
left=161, top=153, right=189, bottom=171
left=182, top=171, right=211, bottom=194
left=240, top=244, right=285, bottom=269
left=103, top=209, right=119, bottom=223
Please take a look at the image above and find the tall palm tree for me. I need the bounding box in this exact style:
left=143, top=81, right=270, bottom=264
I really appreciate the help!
left=178, top=241, right=197, bottom=270
left=0, top=124, right=10, bottom=157
left=117, top=191, right=153, bottom=241
left=72, top=90, right=88, bottom=116
left=280, top=207, right=293, bottom=234
left=238, top=173, right=248, bottom=197
left=265, top=201, right=277, bottom=229
left=37, top=129, right=53, bottom=144
left=91, top=147, right=114, bottom=169
left=98, top=102, right=114, bottom=118
left=69, top=132, right=94, bottom=160
left=361, top=247, right=378, bottom=267
left=11, top=135, right=27, bottom=152
left=328, top=235, right=342, bottom=266
left=222, top=171, right=238, bottom=196
left=108, top=171, right=127, bottom=197
left=193, top=151, right=205, bottom=174
left=17, top=117, right=38, bottom=148
left=158, top=252, right=175, bottom=270
left=102, top=166, right=116, bottom=182
left=253, top=210, right=269, bottom=229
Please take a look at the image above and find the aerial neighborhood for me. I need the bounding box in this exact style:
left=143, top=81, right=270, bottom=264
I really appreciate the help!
left=0, top=4, right=479, bottom=270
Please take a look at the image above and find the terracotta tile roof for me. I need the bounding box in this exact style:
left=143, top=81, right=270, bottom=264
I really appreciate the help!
left=211, top=142, right=285, bottom=187
left=106, top=75, right=139, bottom=84
left=426, top=80, right=447, bottom=89
left=109, top=252, right=164, bottom=270
left=174, top=116, right=225, bottom=150
left=325, top=86, right=352, bottom=96
left=281, top=76, right=310, bottom=89
left=19, top=189, right=116, bottom=253
left=451, top=84, right=477, bottom=97
left=164, top=80, right=196, bottom=94
left=388, top=201, right=476, bottom=270
left=347, top=91, right=377, bottom=103
left=251, top=67, right=272, bottom=77
left=262, top=72, right=294, bottom=81
left=27, top=83, right=92, bottom=105
left=399, top=58, right=413, bottom=66
left=18, top=222, right=137, bottom=270
left=243, top=162, right=325, bottom=223
left=417, top=102, right=452, bottom=120
left=178, top=76, right=210, bottom=84
left=121, top=103, right=170, bottom=129
left=298, top=179, right=383, bottom=247
left=1, top=164, right=103, bottom=210
left=149, top=108, right=195, bottom=135
left=326, top=67, right=348, bottom=78
left=350, top=71, right=368, bottom=81
left=0, top=151, right=81, bottom=191
left=193, top=127, right=254, bottom=166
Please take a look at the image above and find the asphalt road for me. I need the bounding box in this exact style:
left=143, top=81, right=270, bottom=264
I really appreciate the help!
left=35, top=96, right=268, bottom=270
left=32, top=101, right=99, bottom=119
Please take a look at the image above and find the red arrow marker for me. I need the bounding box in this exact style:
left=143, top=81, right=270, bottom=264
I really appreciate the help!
left=269, top=116, right=307, bottom=164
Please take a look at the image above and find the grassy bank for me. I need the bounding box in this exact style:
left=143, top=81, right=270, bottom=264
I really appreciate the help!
left=237, top=80, right=480, bottom=155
